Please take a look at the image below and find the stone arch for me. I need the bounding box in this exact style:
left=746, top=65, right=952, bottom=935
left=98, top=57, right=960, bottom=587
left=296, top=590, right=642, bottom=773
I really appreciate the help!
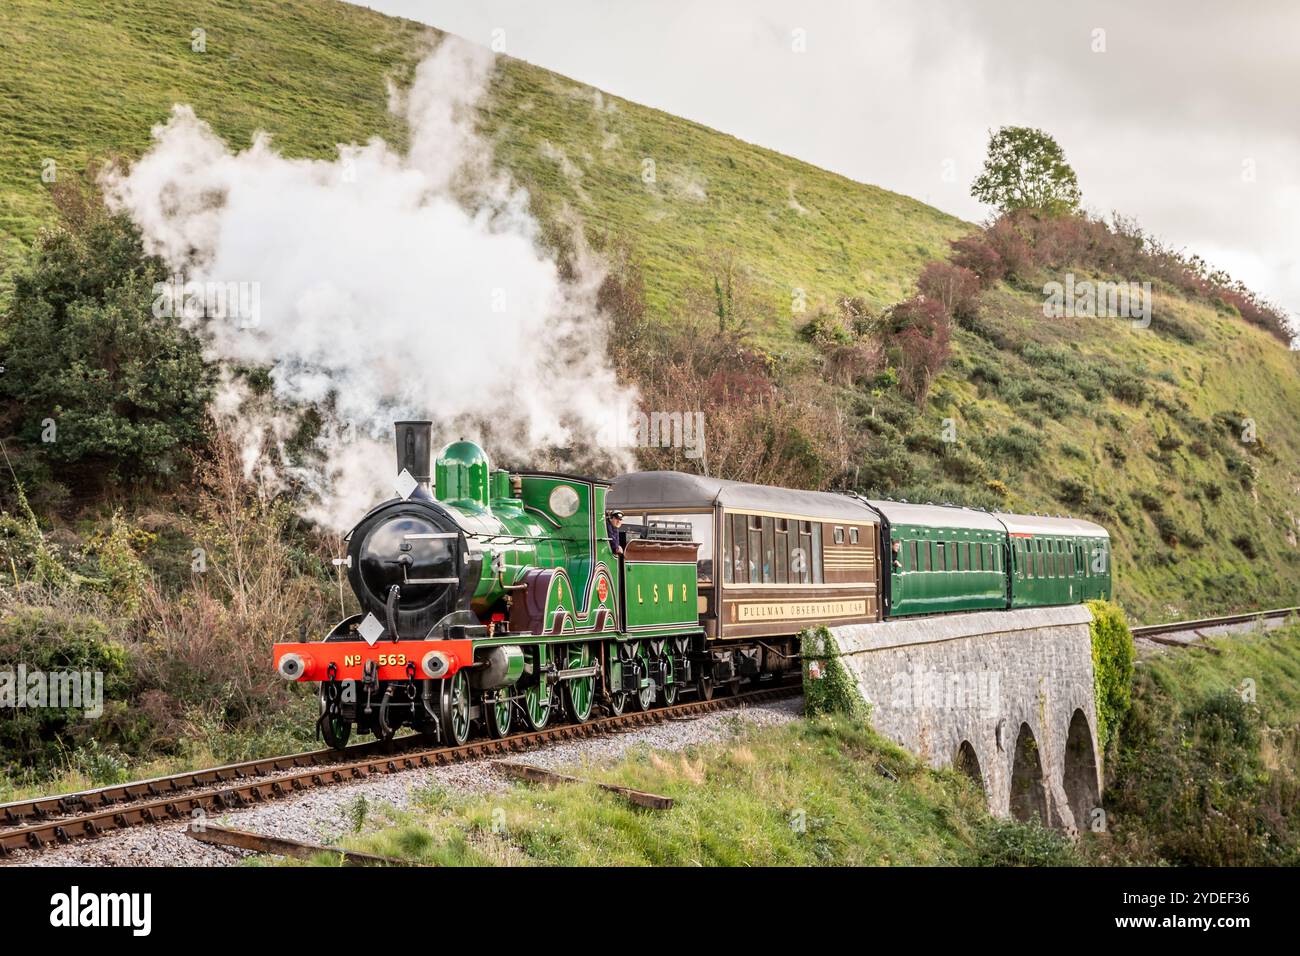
left=1009, top=722, right=1047, bottom=824
left=955, top=739, right=984, bottom=795
left=1063, top=708, right=1100, bottom=833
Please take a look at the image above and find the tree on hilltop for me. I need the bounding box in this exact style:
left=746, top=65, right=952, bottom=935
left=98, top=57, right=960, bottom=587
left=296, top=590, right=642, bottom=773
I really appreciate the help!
left=971, top=126, right=1081, bottom=217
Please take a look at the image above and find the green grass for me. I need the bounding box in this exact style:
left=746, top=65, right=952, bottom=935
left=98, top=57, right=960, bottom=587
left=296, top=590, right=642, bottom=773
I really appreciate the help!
left=272, top=713, right=1080, bottom=867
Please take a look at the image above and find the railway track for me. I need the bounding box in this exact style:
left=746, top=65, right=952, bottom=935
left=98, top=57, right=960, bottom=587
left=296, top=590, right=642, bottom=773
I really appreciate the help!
left=1131, top=606, right=1298, bottom=640
left=0, top=681, right=800, bottom=858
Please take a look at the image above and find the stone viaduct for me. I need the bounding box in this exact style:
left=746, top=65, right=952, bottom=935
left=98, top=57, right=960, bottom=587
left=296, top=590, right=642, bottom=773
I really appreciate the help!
left=819, top=604, right=1101, bottom=833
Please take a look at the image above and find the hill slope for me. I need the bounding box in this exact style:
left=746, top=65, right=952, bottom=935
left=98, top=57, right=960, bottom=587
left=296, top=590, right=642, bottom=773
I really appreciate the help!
left=0, top=0, right=966, bottom=320
left=1, top=0, right=1297, bottom=624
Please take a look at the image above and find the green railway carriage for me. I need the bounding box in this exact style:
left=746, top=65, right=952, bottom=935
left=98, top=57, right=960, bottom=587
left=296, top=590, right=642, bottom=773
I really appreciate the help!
left=995, top=513, right=1111, bottom=607
left=865, top=500, right=1009, bottom=617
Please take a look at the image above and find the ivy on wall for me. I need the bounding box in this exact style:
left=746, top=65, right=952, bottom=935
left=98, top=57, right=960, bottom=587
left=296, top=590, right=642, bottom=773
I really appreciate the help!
left=1088, top=599, right=1135, bottom=751
left=800, top=626, right=870, bottom=720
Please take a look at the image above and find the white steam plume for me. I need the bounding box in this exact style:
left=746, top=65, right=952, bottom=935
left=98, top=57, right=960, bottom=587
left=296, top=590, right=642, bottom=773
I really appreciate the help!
left=103, top=36, right=636, bottom=530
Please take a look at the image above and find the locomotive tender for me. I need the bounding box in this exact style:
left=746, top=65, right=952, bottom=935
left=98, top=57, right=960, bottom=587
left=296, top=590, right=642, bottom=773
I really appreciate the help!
left=272, top=422, right=1111, bottom=747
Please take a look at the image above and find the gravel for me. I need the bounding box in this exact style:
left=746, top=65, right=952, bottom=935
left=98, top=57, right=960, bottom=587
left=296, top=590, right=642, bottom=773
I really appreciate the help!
left=6, top=696, right=802, bottom=867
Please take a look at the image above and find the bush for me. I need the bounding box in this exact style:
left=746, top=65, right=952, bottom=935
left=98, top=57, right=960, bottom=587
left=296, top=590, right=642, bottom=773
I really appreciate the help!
left=950, top=233, right=1006, bottom=288
left=982, top=426, right=1041, bottom=466
left=916, top=261, right=982, bottom=328
left=885, top=296, right=952, bottom=407
left=0, top=184, right=212, bottom=484
left=0, top=606, right=135, bottom=775
left=800, top=627, right=869, bottom=720
left=972, top=817, right=1080, bottom=867
left=1087, top=599, right=1134, bottom=751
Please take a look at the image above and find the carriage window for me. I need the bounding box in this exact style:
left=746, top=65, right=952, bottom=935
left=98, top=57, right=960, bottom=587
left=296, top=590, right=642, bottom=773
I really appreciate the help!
left=910, top=540, right=919, bottom=572
left=922, top=541, right=932, bottom=571
left=833, top=526, right=844, bottom=544
left=775, top=525, right=789, bottom=582
left=1036, top=541, right=1045, bottom=578
left=728, top=513, right=747, bottom=584
left=795, top=525, right=813, bottom=584
left=947, top=541, right=957, bottom=571
left=748, top=525, right=763, bottom=583
left=849, top=527, right=859, bottom=545
left=811, top=523, right=823, bottom=583
left=761, top=517, right=775, bottom=583
left=1023, top=541, right=1033, bottom=578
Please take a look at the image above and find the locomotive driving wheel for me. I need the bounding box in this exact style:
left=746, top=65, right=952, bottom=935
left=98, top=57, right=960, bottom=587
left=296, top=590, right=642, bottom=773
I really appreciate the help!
left=630, top=641, right=656, bottom=711
left=657, top=639, right=680, bottom=706
left=439, top=670, right=472, bottom=746
left=484, top=687, right=512, bottom=739
left=564, top=643, right=595, bottom=723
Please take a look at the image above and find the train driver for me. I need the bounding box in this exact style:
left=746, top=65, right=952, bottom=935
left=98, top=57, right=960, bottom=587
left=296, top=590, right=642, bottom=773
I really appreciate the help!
left=607, top=510, right=627, bottom=558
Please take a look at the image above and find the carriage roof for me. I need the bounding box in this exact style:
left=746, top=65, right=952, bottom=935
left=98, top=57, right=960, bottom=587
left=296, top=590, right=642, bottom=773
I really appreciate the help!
left=864, top=499, right=1007, bottom=532
left=608, top=471, right=875, bottom=522
left=992, top=512, right=1109, bottom=538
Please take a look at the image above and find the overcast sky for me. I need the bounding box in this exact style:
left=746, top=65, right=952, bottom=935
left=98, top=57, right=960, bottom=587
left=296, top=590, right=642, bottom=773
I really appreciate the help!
left=352, top=0, right=1300, bottom=319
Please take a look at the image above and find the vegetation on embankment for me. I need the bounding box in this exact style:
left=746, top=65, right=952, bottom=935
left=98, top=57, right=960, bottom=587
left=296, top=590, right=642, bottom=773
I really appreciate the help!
left=1100, top=619, right=1300, bottom=865
left=273, top=714, right=1079, bottom=867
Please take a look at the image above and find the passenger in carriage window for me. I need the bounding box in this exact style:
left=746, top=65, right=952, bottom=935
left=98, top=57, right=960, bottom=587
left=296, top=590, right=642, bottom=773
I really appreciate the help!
left=892, top=539, right=902, bottom=572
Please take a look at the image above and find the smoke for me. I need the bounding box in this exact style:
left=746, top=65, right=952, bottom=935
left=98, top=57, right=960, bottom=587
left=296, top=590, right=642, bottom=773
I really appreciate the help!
left=102, top=36, right=636, bottom=530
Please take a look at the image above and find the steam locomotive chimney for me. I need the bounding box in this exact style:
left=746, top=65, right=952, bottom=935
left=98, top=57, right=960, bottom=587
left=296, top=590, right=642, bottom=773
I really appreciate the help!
left=394, top=420, right=433, bottom=489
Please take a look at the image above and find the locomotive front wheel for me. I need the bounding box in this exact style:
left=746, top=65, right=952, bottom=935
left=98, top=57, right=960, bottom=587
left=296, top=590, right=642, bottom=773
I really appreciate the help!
left=320, top=713, right=352, bottom=750
left=564, top=644, right=595, bottom=723
left=440, top=671, right=472, bottom=746
left=484, top=688, right=512, bottom=739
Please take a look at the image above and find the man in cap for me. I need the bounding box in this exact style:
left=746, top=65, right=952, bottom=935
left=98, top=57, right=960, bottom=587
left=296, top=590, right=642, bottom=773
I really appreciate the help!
left=606, top=510, right=627, bottom=558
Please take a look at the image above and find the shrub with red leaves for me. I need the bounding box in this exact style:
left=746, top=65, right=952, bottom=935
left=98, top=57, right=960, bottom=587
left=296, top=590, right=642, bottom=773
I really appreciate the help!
left=950, top=233, right=1005, bottom=288
left=886, top=295, right=952, bottom=406
left=917, top=260, right=982, bottom=328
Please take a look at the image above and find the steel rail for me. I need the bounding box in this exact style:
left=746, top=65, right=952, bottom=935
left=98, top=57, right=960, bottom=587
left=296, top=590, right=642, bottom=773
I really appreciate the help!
left=1131, top=606, right=1298, bottom=639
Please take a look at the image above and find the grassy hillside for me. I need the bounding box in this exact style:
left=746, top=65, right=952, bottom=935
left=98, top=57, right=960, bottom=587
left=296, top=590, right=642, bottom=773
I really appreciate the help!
left=1, top=0, right=1297, bottom=628
left=0, top=0, right=965, bottom=322
left=914, top=277, right=1300, bottom=622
